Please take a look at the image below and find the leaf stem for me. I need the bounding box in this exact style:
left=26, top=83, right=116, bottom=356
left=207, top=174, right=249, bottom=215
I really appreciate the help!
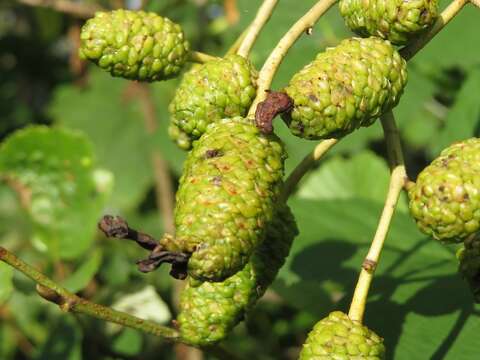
left=280, top=138, right=338, bottom=202
left=0, top=246, right=180, bottom=341
left=237, top=0, right=279, bottom=58
left=400, top=0, right=468, bottom=60
left=247, top=0, right=338, bottom=116
left=347, top=112, right=407, bottom=323
left=188, top=51, right=219, bottom=64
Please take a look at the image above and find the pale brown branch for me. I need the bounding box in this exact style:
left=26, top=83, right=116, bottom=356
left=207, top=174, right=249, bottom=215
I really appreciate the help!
left=129, top=83, right=176, bottom=235
left=16, top=0, right=103, bottom=19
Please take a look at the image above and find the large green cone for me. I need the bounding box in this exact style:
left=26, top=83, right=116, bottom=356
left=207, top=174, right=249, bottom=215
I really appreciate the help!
left=79, top=9, right=190, bottom=81
left=168, top=55, right=258, bottom=149
left=408, top=138, right=480, bottom=243
left=299, top=311, right=385, bottom=359
left=177, top=205, right=298, bottom=346
left=283, top=37, right=407, bottom=140
left=160, top=117, right=286, bottom=282
left=457, top=235, right=480, bottom=302
left=339, top=0, right=438, bottom=45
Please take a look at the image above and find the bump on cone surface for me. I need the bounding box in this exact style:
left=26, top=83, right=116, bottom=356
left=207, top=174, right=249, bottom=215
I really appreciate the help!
left=178, top=205, right=298, bottom=346
left=283, top=37, right=407, bottom=140
left=79, top=9, right=189, bottom=81
left=408, top=138, right=480, bottom=243
left=168, top=123, right=192, bottom=150
left=457, top=235, right=480, bottom=302
left=339, top=0, right=438, bottom=45
left=299, top=311, right=385, bottom=360
left=168, top=55, right=258, bottom=146
left=161, top=117, right=286, bottom=282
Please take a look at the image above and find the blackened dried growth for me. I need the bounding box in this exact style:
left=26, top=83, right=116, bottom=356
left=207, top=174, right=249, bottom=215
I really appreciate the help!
left=255, top=91, right=293, bottom=134
left=98, top=215, right=190, bottom=279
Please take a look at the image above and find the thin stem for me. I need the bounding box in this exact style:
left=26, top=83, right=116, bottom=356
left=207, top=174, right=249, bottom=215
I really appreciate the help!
left=16, top=0, right=102, bottom=18
left=471, top=0, right=480, bottom=8
left=237, top=0, right=279, bottom=58
left=226, top=27, right=249, bottom=56
left=280, top=138, right=338, bottom=202
left=188, top=51, right=219, bottom=64
left=247, top=0, right=338, bottom=116
left=0, top=246, right=180, bottom=341
left=400, top=0, right=468, bottom=60
left=348, top=112, right=407, bottom=323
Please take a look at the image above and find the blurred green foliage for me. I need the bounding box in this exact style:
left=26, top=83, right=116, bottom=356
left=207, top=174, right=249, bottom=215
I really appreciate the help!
left=0, top=0, right=480, bottom=359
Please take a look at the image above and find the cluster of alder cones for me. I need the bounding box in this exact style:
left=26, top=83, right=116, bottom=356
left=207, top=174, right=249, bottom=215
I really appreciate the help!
left=80, top=1, right=479, bottom=358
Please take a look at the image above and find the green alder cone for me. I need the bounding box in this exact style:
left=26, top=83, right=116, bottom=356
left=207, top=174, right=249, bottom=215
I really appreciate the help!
left=339, top=0, right=438, bottom=45
left=283, top=37, right=407, bottom=140
left=79, top=9, right=190, bottom=81
left=177, top=205, right=298, bottom=346
left=160, top=117, right=286, bottom=282
left=168, top=55, right=258, bottom=149
left=408, top=138, right=480, bottom=243
left=299, top=311, right=385, bottom=360
left=457, top=235, right=480, bottom=302
left=168, top=123, right=192, bottom=150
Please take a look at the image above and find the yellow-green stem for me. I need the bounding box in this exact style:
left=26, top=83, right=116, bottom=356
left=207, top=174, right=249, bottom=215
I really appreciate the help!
left=237, top=0, right=279, bottom=58
left=400, top=0, right=468, bottom=60
left=0, top=246, right=180, bottom=340
left=247, top=0, right=338, bottom=116
left=348, top=112, right=407, bottom=322
left=188, top=51, right=219, bottom=64
left=470, top=0, right=480, bottom=8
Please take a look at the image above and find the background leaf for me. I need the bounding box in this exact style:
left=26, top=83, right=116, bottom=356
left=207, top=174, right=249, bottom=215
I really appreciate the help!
left=0, top=262, right=13, bottom=305
left=0, top=126, right=109, bottom=259
left=61, top=249, right=103, bottom=293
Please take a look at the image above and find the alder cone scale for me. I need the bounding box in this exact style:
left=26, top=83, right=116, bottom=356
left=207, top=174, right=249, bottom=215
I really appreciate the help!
left=299, top=311, right=385, bottom=359
left=283, top=37, right=407, bottom=140
left=79, top=9, right=190, bottom=81
left=339, top=0, right=438, bottom=45
left=169, top=55, right=258, bottom=149
left=408, top=138, right=480, bottom=243
left=160, top=117, right=286, bottom=282
left=178, top=205, right=298, bottom=346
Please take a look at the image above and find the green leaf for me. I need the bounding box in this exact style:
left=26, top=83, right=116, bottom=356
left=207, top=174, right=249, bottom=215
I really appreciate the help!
left=111, top=328, right=143, bottom=356
left=61, top=249, right=103, bottom=293
left=430, top=67, right=480, bottom=156
left=0, top=262, right=13, bottom=305
left=0, top=126, right=110, bottom=260
left=411, top=5, right=480, bottom=70
left=277, top=197, right=480, bottom=359
left=297, top=151, right=408, bottom=211
left=34, top=317, right=82, bottom=360
left=49, top=69, right=154, bottom=210
left=0, top=324, right=16, bottom=360
left=297, top=151, right=388, bottom=201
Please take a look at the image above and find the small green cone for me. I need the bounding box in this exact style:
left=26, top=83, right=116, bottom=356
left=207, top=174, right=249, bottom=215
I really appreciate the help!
left=408, top=138, right=480, bottom=243
left=168, top=55, right=258, bottom=148
left=178, top=205, right=298, bottom=346
left=299, top=311, right=385, bottom=359
left=79, top=9, right=190, bottom=81
left=339, top=0, right=438, bottom=45
left=161, top=117, right=286, bottom=282
left=283, top=37, right=407, bottom=140
left=457, top=235, right=480, bottom=302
